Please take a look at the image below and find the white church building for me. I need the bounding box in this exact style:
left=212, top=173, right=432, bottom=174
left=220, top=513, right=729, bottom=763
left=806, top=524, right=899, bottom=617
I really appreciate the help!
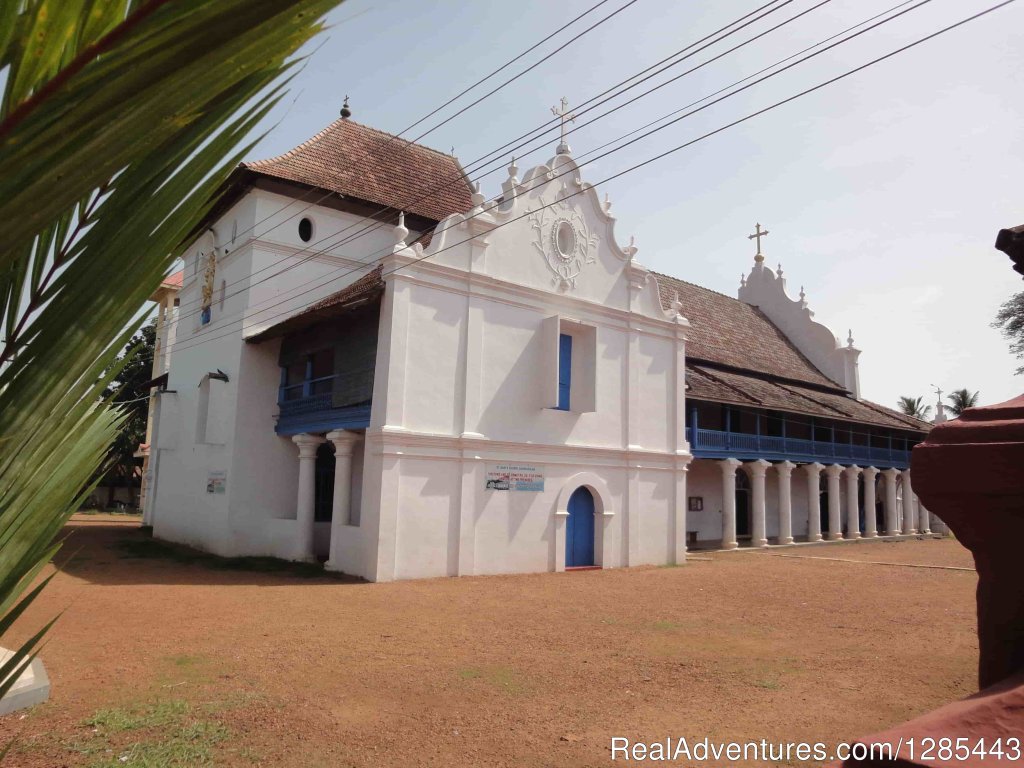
left=142, top=109, right=932, bottom=582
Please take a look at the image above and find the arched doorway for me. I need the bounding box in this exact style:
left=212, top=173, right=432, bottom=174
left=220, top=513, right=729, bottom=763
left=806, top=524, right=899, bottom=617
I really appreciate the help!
left=735, top=469, right=751, bottom=539
left=566, top=487, right=596, bottom=567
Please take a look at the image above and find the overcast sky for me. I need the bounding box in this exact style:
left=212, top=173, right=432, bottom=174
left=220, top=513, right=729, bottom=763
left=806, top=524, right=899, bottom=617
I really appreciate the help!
left=245, top=0, right=1024, bottom=412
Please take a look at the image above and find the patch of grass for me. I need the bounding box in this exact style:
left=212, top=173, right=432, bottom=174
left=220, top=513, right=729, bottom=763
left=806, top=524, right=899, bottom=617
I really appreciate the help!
left=85, top=700, right=189, bottom=732
left=77, top=699, right=229, bottom=767
left=89, top=720, right=228, bottom=767
left=115, top=537, right=345, bottom=580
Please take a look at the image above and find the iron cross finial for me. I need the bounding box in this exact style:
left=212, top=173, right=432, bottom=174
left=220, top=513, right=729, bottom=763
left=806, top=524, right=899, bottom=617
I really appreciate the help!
left=747, top=222, right=770, bottom=263
left=551, top=97, right=576, bottom=154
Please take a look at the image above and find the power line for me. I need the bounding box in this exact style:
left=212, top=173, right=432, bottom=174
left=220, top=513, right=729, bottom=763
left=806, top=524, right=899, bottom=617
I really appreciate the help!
left=177, top=0, right=626, bottom=279
left=388, top=0, right=617, bottom=142
left=169, top=0, right=1015, bottom=366
left=172, top=0, right=803, bottom=318
left=169, top=0, right=933, bottom=338
left=403, top=0, right=642, bottom=146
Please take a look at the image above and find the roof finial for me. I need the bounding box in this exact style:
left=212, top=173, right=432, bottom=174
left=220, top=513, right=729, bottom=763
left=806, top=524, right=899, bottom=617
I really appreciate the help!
left=393, top=211, right=408, bottom=249
left=340, top=95, right=352, bottom=119
left=471, top=179, right=485, bottom=208
left=747, top=222, right=769, bottom=264
left=623, top=235, right=638, bottom=260
left=551, top=97, right=576, bottom=155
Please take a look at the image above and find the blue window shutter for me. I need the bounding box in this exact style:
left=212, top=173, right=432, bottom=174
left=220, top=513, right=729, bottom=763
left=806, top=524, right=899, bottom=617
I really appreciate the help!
left=558, top=333, right=572, bottom=411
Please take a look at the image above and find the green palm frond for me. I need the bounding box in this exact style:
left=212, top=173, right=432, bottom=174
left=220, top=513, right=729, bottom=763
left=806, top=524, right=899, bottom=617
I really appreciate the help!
left=896, top=396, right=932, bottom=421
left=946, top=388, right=979, bottom=416
left=0, top=0, right=341, bottom=703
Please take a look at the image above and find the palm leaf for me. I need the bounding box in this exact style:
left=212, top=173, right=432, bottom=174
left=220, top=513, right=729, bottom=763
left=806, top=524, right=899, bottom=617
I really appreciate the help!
left=0, top=0, right=341, bottom=708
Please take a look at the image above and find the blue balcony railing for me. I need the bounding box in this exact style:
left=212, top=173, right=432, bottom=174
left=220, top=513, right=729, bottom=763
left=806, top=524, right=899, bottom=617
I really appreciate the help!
left=690, top=427, right=911, bottom=468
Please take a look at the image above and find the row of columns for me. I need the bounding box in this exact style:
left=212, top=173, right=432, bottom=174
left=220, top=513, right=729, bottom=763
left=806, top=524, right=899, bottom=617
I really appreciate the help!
left=292, top=430, right=360, bottom=563
left=718, top=459, right=930, bottom=550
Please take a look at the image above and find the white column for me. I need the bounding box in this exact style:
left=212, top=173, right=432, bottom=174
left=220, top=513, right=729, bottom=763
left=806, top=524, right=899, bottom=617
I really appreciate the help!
left=803, top=463, right=824, bottom=542
left=746, top=459, right=769, bottom=548
left=292, top=433, right=325, bottom=562
left=673, top=456, right=693, bottom=564
left=919, top=500, right=932, bottom=535
left=862, top=467, right=878, bottom=538
left=844, top=465, right=861, bottom=540
left=719, top=458, right=741, bottom=550
left=776, top=461, right=795, bottom=545
left=901, top=469, right=917, bottom=535
left=825, top=464, right=843, bottom=541
left=325, top=430, right=360, bottom=569
left=882, top=468, right=900, bottom=535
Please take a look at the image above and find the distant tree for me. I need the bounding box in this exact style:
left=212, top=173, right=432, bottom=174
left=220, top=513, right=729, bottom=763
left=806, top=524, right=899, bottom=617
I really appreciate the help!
left=96, top=324, right=156, bottom=506
left=946, top=388, right=980, bottom=416
left=993, top=291, right=1024, bottom=375
left=897, top=396, right=932, bottom=420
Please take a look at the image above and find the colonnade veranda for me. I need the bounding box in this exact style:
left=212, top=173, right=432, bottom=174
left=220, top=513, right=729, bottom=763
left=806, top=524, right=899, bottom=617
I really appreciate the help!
left=717, top=459, right=936, bottom=549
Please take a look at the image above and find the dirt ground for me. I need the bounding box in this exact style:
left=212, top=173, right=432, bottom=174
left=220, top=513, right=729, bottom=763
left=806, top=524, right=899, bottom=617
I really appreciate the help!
left=0, top=517, right=978, bottom=767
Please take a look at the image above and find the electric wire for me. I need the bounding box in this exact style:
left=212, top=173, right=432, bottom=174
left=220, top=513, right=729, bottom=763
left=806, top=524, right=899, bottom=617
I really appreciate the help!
left=161, top=0, right=1015, bottom=369
left=169, top=0, right=936, bottom=336
left=178, top=0, right=628, bottom=274
left=171, top=0, right=796, bottom=316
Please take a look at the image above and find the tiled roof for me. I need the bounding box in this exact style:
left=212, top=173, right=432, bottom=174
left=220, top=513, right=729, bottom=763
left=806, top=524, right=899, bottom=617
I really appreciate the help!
left=246, top=267, right=384, bottom=343
left=686, top=364, right=930, bottom=432
left=243, top=119, right=473, bottom=223
left=655, top=272, right=838, bottom=389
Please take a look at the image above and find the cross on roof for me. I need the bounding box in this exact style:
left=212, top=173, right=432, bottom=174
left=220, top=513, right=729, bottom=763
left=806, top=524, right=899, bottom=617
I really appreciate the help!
left=748, top=222, right=769, bottom=263
left=551, top=97, right=576, bottom=154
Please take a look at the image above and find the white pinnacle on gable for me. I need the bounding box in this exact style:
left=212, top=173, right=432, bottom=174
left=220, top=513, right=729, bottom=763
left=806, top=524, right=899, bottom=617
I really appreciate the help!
left=737, top=225, right=861, bottom=397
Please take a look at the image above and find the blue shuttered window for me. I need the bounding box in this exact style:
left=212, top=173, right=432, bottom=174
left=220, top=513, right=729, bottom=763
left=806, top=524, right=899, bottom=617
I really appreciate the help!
left=557, top=333, right=572, bottom=411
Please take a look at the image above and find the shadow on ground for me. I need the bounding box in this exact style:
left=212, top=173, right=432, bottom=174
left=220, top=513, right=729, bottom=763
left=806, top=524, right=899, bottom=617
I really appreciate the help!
left=55, top=520, right=365, bottom=587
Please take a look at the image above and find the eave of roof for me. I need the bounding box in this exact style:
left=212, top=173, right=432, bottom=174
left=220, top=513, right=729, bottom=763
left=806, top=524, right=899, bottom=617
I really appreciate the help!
left=246, top=267, right=385, bottom=344
left=686, top=362, right=930, bottom=433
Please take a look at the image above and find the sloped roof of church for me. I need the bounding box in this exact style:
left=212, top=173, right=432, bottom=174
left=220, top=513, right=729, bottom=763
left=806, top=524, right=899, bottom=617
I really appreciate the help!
left=242, top=119, right=473, bottom=223
left=654, top=272, right=928, bottom=432
left=247, top=266, right=384, bottom=343
left=654, top=272, right=837, bottom=388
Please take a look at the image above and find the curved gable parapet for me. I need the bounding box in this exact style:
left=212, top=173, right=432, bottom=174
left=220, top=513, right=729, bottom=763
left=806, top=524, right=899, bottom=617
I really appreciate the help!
left=738, top=262, right=861, bottom=396
left=407, top=153, right=676, bottom=322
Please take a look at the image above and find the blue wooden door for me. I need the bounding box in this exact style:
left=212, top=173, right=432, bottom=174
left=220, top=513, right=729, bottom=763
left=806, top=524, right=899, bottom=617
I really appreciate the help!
left=566, top=487, right=595, bottom=567
left=557, top=333, right=572, bottom=410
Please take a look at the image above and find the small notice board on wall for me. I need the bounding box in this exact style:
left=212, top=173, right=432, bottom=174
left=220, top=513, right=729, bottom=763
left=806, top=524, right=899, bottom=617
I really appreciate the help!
left=485, top=463, right=544, bottom=492
left=206, top=470, right=226, bottom=494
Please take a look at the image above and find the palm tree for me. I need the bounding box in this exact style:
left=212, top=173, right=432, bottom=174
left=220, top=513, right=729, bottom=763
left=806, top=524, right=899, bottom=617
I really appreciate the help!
left=897, top=396, right=932, bottom=420
left=946, top=388, right=980, bottom=416
left=0, top=0, right=339, bottom=703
